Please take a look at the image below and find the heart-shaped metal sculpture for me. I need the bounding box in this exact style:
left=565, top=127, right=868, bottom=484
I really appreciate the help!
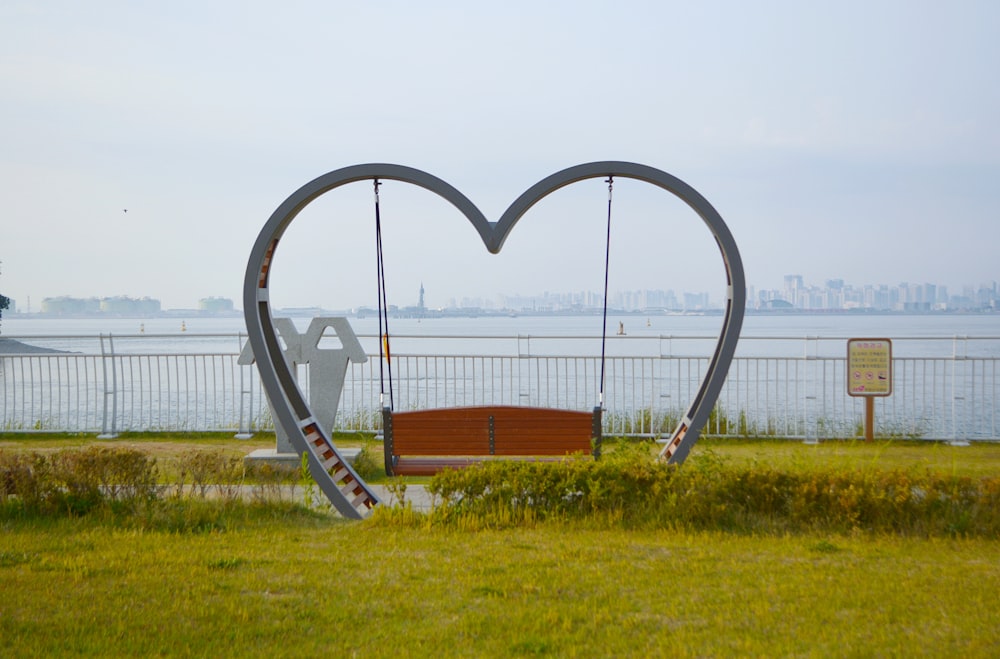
left=244, top=162, right=745, bottom=518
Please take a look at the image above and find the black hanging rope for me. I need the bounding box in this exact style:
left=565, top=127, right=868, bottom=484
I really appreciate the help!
left=374, top=179, right=394, bottom=410
left=599, top=176, right=613, bottom=408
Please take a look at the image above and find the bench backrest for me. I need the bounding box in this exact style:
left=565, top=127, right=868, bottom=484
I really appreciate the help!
left=383, top=405, right=601, bottom=475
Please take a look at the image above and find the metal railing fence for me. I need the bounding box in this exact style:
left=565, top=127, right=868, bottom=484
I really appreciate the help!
left=1, top=333, right=998, bottom=441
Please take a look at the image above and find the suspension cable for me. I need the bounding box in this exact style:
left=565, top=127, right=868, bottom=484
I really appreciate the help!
left=374, top=178, right=394, bottom=410
left=599, top=176, right=613, bottom=408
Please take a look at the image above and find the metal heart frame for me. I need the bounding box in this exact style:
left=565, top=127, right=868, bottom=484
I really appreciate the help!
left=244, top=161, right=745, bottom=517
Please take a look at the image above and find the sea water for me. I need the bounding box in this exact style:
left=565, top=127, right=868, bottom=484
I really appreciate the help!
left=3, top=313, right=1000, bottom=438
left=3, top=313, right=1000, bottom=358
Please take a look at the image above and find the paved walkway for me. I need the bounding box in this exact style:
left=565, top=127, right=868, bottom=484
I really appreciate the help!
left=369, top=484, right=435, bottom=511
left=247, top=447, right=437, bottom=512
left=244, top=446, right=479, bottom=514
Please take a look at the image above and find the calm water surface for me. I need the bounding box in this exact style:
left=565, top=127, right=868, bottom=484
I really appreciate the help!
left=4, top=313, right=1000, bottom=357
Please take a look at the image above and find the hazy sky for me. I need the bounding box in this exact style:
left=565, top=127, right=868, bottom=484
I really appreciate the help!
left=2, top=1, right=998, bottom=311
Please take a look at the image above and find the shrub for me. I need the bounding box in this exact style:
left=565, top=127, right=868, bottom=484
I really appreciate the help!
left=350, top=441, right=382, bottom=481
left=213, top=456, right=248, bottom=502
left=247, top=461, right=298, bottom=503
left=1, top=447, right=323, bottom=524
left=50, top=447, right=159, bottom=514
left=1, top=447, right=158, bottom=516
left=0, top=451, right=57, bottom=510
left=417, top=447, right=1000, bottom=536
left=176, top=450, right=226, bottom=498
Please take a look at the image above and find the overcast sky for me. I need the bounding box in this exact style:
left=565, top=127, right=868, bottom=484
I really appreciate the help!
left=2, top=1, right=998, bottom=311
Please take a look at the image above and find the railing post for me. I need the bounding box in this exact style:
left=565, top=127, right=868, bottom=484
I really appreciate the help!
left=97, top=333, right=118, bottom=438
left=950, top=336, right=970, bottom=446
left=235, top=366, right=254, bottom=439
left=516, top=334, right=531, bottom=405
left=235, top=332, right=254, bottom=439
left=803, top=336, right=819, bottom=444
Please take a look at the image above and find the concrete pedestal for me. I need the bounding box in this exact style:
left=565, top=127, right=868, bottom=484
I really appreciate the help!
left=244, top=446, right=361, bottom=467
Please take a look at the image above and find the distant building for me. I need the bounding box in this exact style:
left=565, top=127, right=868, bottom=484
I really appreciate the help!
left=198, top=297, right=235, bottom=313
left=41, top=295, right=160, bottom=315
left=100, top=296, right=160, bottom=315
left=683, top=292, right=710, bottom=310
left=783, top=274, right=804, bottom=307
left=41, top=296, right=101, bottom=314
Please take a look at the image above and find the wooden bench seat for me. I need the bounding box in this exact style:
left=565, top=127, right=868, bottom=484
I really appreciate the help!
left=382, top=405, right=602, bottom=476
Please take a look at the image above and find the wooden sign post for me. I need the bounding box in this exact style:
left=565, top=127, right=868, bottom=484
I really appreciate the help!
left=847, top=338, right=893, bottom=442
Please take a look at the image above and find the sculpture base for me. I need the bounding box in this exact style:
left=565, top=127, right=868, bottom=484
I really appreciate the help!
left=244, top=447, right=361, bottom=467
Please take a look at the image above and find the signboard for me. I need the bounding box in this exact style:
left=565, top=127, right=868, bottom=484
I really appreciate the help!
left=847, top=338, right=892, bottom=397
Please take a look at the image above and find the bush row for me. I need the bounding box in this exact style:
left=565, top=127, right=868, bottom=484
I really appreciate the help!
left=0, top=447, right=304, bottom=517
left=403, top=443, right=1000, bottom=536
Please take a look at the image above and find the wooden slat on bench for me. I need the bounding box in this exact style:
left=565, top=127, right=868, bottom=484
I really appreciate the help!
left=490, top=407, right=594, bottom=456
left=392, top=455, right=581, bottom=477
left=385, top=406, right=600, bottom=476
left=391, top=407, right=491, bottom=455
left=391, top=456, right=490, bottom=477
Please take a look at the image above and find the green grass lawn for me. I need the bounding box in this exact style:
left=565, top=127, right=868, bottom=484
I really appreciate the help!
left=694, top=436, right=1000, bottom=477
left=1, top=515, right=998, bottom=656
left=2, top=433, right=999, bottom=656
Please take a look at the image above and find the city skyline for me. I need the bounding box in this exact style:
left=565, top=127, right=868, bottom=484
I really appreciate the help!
left=436, top=275, right=999, bottom=312
left=8, top=273, right=999, bottom=315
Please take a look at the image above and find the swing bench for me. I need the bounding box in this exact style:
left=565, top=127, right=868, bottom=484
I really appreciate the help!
left=382, top=405, right=602, bottom=477
left=373, top=176, right=616, bottom=478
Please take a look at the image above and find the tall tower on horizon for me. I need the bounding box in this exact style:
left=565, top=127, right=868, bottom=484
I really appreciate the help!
left=784, top=274, right=804, bottom=306
left=418, top=282, right=425, bottom=311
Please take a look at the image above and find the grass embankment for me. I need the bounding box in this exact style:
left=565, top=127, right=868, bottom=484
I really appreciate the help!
left=1, top=434, right=999, bottom=656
